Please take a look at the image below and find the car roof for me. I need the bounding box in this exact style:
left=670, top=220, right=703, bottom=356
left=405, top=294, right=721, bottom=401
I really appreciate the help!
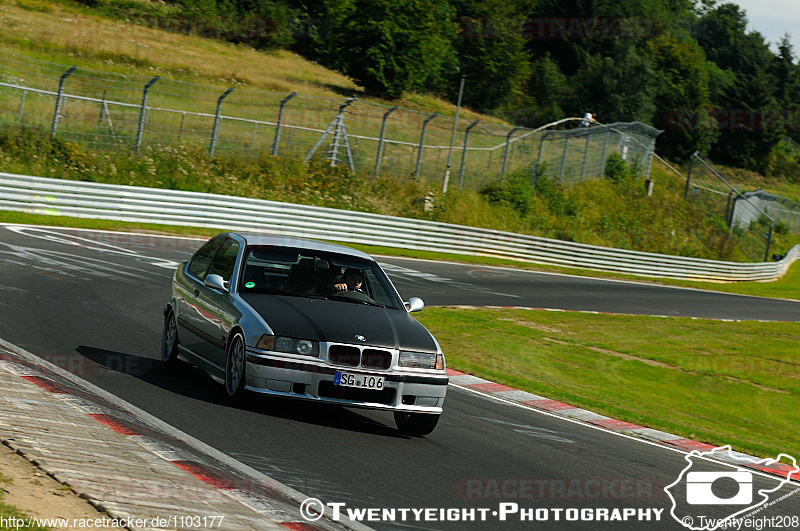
left=229, top=232, right=374, bottom=260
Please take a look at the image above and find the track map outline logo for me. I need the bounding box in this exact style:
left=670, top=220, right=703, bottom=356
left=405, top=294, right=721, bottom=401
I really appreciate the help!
left=664, top=445, right=799, bottom=530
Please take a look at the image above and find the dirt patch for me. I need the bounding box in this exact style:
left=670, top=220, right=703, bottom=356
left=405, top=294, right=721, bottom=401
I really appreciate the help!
left=541, top=338, right=790, bottom=394
left=498, top=318, right=563, bottom=334
left=0, top=442, right=108, bottom=530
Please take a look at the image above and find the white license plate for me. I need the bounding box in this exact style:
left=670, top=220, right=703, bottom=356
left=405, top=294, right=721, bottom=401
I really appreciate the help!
left=334, top=371, right=384, bottom=390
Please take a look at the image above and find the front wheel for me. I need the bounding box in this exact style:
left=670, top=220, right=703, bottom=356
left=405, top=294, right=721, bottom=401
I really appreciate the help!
left=161, top=310, right=179, bottom=368
left=225, top=331, right=246, bottom=401
left=394, top=412, right=440, bottom=436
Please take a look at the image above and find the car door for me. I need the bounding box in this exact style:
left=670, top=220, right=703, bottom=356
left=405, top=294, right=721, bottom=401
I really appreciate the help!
left=198, top=237, right=241, bottom=368
left=178, top=236, right=225, bottom=359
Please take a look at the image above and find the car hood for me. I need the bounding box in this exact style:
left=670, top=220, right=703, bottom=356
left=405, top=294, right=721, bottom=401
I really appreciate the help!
left=239, top=294, right=438, bottom=351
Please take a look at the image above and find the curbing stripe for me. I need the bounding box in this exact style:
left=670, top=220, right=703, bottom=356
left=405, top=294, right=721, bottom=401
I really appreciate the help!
left=21, top=375, right=68, bottom=394
left=436, top=305, right=791, bottom=324
left=448, top=367, right=799, bottom=483
left=171, top=461, right=239, bottom=491
left=562, top=409, right=609, bottom=422
left=663, top=439, right=717, bottom=452
left=280, top=522, right=327, bottom=530
left=522, top=399, right=575, bottom=411
left=0, top=341, right=365, bottom=531
left=89, top=414, right=142, bottom=436
left=627, top=428, right=686, bottom=442
left=465, top=382, right=517, bottom=393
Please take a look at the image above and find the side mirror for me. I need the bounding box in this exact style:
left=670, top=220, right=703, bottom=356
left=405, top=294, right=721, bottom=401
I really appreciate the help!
left=405, top=297, right=424, bottom=313
left=204, top=273, right=229, bottom=292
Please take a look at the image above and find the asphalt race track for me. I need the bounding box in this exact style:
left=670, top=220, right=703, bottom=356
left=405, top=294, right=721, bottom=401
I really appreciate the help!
left=1, top=224, right=798, bottom=530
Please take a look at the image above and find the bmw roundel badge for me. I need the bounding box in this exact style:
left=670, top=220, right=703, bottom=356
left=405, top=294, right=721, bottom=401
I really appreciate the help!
left=355, top=334, right=366, bottom=342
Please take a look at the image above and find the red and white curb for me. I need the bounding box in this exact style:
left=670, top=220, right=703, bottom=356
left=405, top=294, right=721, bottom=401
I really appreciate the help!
left=0, top=347, right=363, bottom=531
left=436, top=305, right=791, bottom=323
left=446, top=368, right=798, bottom=482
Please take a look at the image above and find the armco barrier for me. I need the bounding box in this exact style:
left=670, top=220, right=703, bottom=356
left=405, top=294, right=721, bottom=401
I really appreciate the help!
left=1, top=172, right=797, bottom=282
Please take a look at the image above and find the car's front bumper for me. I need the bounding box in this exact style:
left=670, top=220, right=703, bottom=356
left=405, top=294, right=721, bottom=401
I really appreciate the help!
left=244, top=349, right=448, bottom=413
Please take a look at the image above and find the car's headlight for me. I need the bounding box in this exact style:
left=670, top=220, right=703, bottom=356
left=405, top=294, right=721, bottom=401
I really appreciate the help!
left=399, top=350, right=445, bottom=370
left=256, top=334, right=319, bottom=357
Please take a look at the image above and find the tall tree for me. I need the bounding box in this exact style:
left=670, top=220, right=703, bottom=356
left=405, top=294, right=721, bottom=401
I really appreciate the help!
left=648, top=35, right=716, bottom=159
left=695, top=4, right=782, bottom=171
left=571, top=42, right=656, bottom=124
left=313, top=0, right=458, bottom=98
left=447, top=0, right=532, bottom=112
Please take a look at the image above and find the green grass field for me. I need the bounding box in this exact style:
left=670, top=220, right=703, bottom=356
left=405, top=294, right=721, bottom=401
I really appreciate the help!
left=415, top=307, right=800, bottom=460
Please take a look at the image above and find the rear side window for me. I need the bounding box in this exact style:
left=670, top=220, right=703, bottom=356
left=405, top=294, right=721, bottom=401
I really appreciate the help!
left=188, top=237, right=224, bottom=280
left=207, top=239, right=240, bottom=283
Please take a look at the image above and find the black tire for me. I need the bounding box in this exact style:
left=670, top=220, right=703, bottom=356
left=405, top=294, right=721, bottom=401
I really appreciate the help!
left=161, top=309, right=179, bottom=368
left=394, top=412, right=440, bottom=436
left=225, top=331, right=246, bottom=401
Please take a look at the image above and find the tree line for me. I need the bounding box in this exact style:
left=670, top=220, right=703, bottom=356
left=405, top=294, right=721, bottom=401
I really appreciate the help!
left=81, top=0, right=800, bottom=175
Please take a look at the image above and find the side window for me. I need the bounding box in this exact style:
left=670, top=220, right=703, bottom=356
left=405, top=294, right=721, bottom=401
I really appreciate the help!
left=188, top=237, right=224, bottom=280
left=207, top=239, right=240, bottom=283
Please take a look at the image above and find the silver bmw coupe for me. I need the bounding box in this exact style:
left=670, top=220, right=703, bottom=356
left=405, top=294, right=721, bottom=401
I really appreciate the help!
left=162, top=232, right=448, bottom=435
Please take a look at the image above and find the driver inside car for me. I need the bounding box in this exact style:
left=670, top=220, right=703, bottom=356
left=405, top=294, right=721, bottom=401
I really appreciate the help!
left=332, top=268, right=365, bottom=293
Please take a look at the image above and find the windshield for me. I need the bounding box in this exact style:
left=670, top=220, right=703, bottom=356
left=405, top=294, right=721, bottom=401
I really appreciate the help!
left=239, top=246, right=404, bottom=310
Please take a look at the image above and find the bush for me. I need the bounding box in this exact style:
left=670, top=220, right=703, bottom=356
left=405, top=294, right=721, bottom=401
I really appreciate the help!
left=604, top=152, right=630, bottom=184
left=478, top=171, right=534, bottom=215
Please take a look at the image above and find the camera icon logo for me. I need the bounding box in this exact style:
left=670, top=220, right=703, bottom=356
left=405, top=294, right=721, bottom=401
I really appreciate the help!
left=664, top=445, right=799, bottom=530
left=685, top=471, right=752, bottom=505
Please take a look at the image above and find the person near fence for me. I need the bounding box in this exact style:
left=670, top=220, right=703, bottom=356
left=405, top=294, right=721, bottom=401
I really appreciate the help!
left=581, top=112, right=596, bottom=127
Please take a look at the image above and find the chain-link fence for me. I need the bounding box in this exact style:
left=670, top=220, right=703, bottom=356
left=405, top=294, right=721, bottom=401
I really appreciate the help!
left=0, top=51, right=661, bottom=190
left=684, top=152, right=800, bottom=261
left=731, top=191, right=800, bottom=234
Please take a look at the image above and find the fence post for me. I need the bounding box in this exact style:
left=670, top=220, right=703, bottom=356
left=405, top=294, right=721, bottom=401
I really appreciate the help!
left=51, top=66, right=77, bottom=136
left=209, top=88, right=234, bottom=158
left=764, top=222, right=774, bottom=262
left=251, top=122, right=259, bottom=148
left=725, top=189, right=735, bottom=226
left=579, top=132, right=591, bottom=182
left=414, top=113, right=438, bottom=178
left=17, top=90, right=26, bottom=123
left=599, top=127, right=610, bottom=171
left=328, top=98, right=356, bottom=168
left=620, top=134, right=629, bottom=160
left=304, top=97, right=356, bottom=163
left=443, top=74, right=466, bottom=194
left=98, top=90, right=107, bottom=125
left=458, top=120, right=480, bottom=188
left=135, top=76, right=160, bottom=153
left=272, top=92, right=296, bottom=157
left=178, top=112, right=186, bottom=142
left=374, top=106, right=399, bottom=178
left=644, top=137, right=657, bottom=179
left=558, top=134, right=569, bottom=184
left=685, top=151, right=697, bottom=200
left=501, top=126, right=523, bottom=175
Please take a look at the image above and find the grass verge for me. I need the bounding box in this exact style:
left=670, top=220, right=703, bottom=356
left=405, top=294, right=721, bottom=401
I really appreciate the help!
left=1, top=210, right=799, bottom=300
left=415, top=307, right=800, bottom=460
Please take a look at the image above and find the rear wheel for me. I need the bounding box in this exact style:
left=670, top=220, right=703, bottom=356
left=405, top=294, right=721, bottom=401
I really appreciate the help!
left=161, top=310, right=179, bottom=367
left=225, top=331, right=246, bottom=401
left=394, top=412, right=440, bottom=436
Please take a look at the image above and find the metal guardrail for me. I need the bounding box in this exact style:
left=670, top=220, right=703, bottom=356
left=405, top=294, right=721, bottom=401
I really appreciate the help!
left=1, top=172, right=797, bottom=282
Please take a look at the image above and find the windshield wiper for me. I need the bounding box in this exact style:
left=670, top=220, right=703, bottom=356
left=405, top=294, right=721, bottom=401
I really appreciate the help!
left=246, top=287, right=326, bottom=299
left=325, top=294, right=387, bottom=307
